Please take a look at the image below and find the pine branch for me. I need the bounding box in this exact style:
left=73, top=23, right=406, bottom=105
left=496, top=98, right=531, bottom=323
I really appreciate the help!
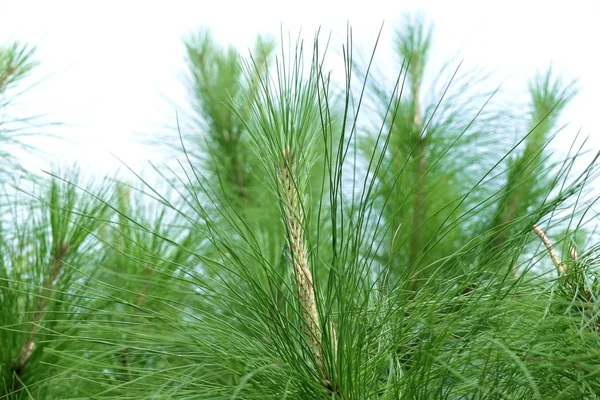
left=0, top=43, right=37, bottom=95
left=532, top=224, right=567, bottom=275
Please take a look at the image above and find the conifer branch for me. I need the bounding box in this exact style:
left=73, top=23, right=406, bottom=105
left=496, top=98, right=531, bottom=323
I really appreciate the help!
left=532, top=225, right=567, bottom=275
left=13, top=242, right=68, bottom=394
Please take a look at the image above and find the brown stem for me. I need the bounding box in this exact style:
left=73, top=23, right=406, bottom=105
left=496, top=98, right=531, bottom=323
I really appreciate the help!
left=0, top=65, right=16, bottom=93
left=532, top=225, right=567, bottom=276
left=15, top=243, right=68, bottom=375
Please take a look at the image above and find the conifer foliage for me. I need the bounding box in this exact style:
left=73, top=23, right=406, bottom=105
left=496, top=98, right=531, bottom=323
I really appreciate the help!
left=1, top=16, right=600, bottom=399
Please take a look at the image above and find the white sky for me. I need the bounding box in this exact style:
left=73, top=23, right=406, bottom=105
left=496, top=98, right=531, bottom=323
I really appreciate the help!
left=1, top=0, right=599, bottom=178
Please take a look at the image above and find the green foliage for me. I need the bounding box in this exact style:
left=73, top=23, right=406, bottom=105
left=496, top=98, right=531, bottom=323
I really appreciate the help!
left=0, top=42, right=37, bottom=95
left=183, top=30, right=276, bottom=211
left=482, top=68, right=578, bottom=261
left=2, top=16, right=600, bottom=400
left=0, top=42, right=39, bottom=180
left=0, top=171, right=112, bottom=398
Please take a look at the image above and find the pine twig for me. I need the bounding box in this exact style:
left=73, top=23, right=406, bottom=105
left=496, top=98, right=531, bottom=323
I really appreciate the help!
left=279, top=148, right=325, bottom=379
left=16, top=244, right=68, bottom=370
left=532, top=225, right=567, bottom=275
left=532, top=226, right=597, bottom=309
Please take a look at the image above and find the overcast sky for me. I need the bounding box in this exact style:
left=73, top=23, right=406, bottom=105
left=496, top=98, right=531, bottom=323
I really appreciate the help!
left=1, top=0, right=598, bottom=178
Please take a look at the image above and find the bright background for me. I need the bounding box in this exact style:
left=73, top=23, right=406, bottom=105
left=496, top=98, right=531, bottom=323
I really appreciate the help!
left=1, top=0, right=598, bottom=177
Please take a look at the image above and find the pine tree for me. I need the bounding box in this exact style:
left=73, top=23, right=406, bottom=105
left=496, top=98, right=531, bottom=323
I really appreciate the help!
left=1, top=16, right=600, bottom=399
